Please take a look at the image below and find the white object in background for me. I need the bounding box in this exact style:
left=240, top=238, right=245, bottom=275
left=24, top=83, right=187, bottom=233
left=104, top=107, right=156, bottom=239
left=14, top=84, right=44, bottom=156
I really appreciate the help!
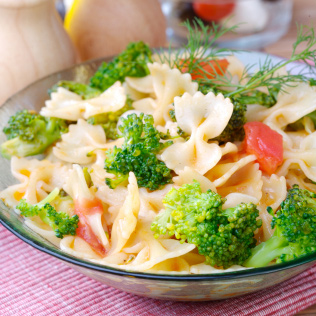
left=221, top=0, right=269, bottom=34
left=0, top=0, right=77, bottom=106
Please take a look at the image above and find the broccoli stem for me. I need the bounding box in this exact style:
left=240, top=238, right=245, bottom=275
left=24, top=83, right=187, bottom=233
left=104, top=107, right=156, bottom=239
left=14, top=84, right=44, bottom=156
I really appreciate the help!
left=36, top=188, right=60, bottom=207
left=243, top=236, right=291, bottom=268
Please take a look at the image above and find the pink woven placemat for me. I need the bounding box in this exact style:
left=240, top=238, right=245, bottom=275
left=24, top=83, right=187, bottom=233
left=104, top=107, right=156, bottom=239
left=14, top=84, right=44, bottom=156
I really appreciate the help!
left=1, top=224, right=316, bottom=316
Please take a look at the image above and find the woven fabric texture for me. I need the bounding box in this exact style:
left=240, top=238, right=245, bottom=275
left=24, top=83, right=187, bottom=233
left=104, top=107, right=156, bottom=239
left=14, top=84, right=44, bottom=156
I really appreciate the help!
left=1, top=224, right=316, bottom=316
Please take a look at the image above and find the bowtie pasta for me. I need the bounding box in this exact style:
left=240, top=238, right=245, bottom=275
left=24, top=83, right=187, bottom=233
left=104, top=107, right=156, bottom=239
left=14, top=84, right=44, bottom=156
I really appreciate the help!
left=2, top=37, right=316, bottom=274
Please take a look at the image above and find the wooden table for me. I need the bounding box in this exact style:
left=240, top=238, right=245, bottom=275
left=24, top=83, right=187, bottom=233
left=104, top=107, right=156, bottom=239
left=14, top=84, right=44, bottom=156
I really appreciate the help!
left=266, top=1, right=316, bottom=314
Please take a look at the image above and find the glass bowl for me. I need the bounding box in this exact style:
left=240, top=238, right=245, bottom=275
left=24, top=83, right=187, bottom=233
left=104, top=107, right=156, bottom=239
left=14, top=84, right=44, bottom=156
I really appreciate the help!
left=160, top=0, right=293, bottom=49
left=1, top=52, right=316, bottom=301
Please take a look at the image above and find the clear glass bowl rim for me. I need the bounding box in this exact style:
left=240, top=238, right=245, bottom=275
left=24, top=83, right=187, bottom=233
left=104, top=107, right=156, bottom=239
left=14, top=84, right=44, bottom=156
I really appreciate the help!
left=0, top=52, right=315, bottom=282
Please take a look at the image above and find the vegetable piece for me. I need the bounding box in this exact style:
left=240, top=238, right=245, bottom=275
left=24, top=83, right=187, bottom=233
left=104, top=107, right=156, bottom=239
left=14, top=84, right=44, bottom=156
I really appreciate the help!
left=151, top=181, right=262, bottom=268
left=49, top=80, right=101, bottom=100
left=74, top=197, right=107, bottom=256
left=243, top=122, right=283, bottom=175
left=105, top=113, right=173, bottom=190
left=90, top=41, right=152, bottom=91
left=213, top=98, right=247, bottom=143
left=158, top=20, right=316, bottom=110
left=169, top=92, right=246, bottom=143
left=181, top=58, right=229, bottom=81
left=244, top=185, right=316, bottom=267
left=66, top=165, right=108, bottom=256
left=87, top=97, right=133, bottom=140
left=1, top=110, right=68, bottom=159
left=192, top=1, right=235, bottom=21
left=16, top=188, right=79, bottom=239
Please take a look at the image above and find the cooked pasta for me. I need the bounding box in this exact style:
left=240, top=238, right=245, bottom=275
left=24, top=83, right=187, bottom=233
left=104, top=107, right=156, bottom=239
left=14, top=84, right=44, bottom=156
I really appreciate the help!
left=1, top=41, right=316, bottom=274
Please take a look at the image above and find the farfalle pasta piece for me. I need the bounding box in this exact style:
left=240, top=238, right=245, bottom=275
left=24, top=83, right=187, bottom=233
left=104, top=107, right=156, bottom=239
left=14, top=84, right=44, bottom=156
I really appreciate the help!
left=132, top=97, right=157, bottom=115
left=41, top=82, right=126, bottom=121
left=223, top=193, right=259, bottom=209
left=277, top=131, right=316, bottom=182
left=206, top=155, right=257, bottom=188
left=109, top=172, right=140, bottom=255
left=286, top=169, right=316, bottom=193
left=148, top=257, right=191, bottom=274
left=125, top=230, right=195, bottom=271
left=125, top=75, right=154, bottom=94
left=83, top=82, right=126, bottom=119
left=61, top=236, right=105, bottom=260
left=148, top=62, right=198, bottom=125
left=173, top=166, right=216, bottom=192
left=226, top=55, right=246, bottom=80
left=25, top=218, right=62, bottom=247
left=161, top=92, right=234, bottom=174
left=0, top=157, right=69, bottom=206
left=247, top=83, right=316, bottom=147
left=257, top=174, right=287, bottom=241
left=64, top=164, right=110, bottom=254
left=53, top=119, right=122, bottom=164
left=138, top=184, right=174, bottom=216
left=41, top=87, right=84, bottom=121
left=216, top=162, right=263, bottom=201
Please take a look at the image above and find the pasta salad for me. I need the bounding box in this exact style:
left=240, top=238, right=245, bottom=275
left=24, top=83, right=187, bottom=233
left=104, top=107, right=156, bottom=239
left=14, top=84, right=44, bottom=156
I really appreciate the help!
left=1, top=20, right=316, bottom=274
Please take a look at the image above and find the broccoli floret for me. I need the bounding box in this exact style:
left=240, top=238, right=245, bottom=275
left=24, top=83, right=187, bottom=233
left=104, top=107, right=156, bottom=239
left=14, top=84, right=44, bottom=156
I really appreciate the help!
left=213, top=98, right=247, bottom=143
left=87, top=97, right=133, bottom=140
left=234, top=88, right=279, bottom=108
left=198, top=83, right=280, bottom=143
left=244, top=184, right=316, bottom=268
left=16, top=188, right=79, bottom=239
left=151, top=181, right=262, bottom=268
left=105, top=113, right=173, bottom=190
left=49, top=81, right=101, bottom=100
left=90, top=41, right=152, bottom=91
left=1, top=110, right=68, bottom=159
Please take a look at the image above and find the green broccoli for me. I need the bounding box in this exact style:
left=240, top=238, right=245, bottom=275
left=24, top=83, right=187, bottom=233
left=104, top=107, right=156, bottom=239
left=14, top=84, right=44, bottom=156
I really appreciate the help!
left=244, top=184, right=316, bottom=268
left=213, top=98, right=247, bottom=143
left=87, top=97, right=133, bottom=140
left=90, top=41, right=152, bottom=91
left=151, top=181, right=262, bottom=268
left=16, top=188, right=79, bottom=239
left=49, top=80, right=101, bottom=100
left=1, top=110, right=68, bottom=159
left=197, top=83, right=280, bottom=143
left=104, top=113, right=173, bottom=191
left=48, top=41, right=152, bottom=99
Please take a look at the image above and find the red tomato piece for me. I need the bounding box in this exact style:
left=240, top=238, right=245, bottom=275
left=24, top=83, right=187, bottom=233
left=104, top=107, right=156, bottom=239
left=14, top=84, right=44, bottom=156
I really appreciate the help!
left=76, top=221, right=106, bottom=256
left=75, top=197, right=104, bottom=216
left=243, top=122, right=283, bottom=175
left=180, top=58, right=229, bottom=80
left=193, top=1, right=235, bottom=22
left=74, top=197, right=106, bottom=256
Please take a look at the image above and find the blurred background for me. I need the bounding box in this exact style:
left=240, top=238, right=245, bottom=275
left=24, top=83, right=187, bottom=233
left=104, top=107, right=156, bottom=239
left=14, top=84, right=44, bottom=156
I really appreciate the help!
left=58, top=0, right=315, bottom=59
left=0, top=0, right=315, bottom=106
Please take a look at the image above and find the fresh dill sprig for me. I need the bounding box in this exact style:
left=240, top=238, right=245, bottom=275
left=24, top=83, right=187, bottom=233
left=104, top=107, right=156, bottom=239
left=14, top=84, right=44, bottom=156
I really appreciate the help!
left=157, top=20, right=316, bottom=108
left=156, top=18, right=237, bottom=73
left=224, top=24, right=316, bottom=98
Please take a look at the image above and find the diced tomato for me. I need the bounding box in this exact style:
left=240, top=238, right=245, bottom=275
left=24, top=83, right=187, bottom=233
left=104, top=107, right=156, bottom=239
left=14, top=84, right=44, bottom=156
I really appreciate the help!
left=74, top=197, right=106, bottom=256
left=75, top=197, right=104, bottom=217
left=243, top=122, right=283, bottom=175
left=76, top=221, right=106, bottom=256
left=180, top=58, right=229, bottom=80
left=192, top=1, right=235, bottom=22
